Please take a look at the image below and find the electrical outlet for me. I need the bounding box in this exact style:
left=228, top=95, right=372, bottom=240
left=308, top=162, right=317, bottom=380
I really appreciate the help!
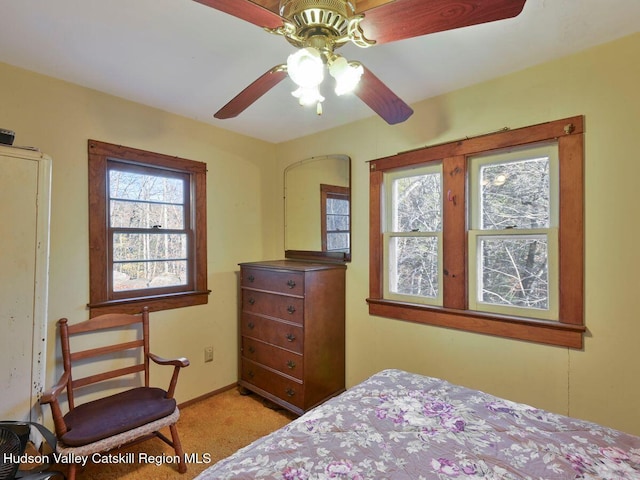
left=204, top=346, right=214, bottom=363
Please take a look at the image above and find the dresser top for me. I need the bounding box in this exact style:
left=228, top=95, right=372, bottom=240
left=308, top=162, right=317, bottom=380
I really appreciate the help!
left=239, top=259, right=346, bottom=272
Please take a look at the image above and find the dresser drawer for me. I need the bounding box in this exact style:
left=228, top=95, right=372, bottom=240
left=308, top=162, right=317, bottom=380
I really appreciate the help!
left=241, top=360, right=304, bottom=409
left=242, top=337, right=303, bottom=380
left=242, top=290, right=304, bottom=324
left=242, top=267, right=304, bottom=295
left=241, top=313, right=303, bottom=353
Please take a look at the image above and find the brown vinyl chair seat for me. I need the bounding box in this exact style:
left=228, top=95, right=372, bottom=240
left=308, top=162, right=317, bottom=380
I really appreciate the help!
left=61, top=387, right=176, bottom=447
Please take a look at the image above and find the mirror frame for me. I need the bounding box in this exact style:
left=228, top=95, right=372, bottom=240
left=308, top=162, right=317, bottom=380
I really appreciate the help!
left=284, top=154, right=351, bottom=262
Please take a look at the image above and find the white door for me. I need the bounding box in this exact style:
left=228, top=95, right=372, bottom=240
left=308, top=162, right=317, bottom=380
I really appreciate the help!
left=0, top=146, right=51, bottom=421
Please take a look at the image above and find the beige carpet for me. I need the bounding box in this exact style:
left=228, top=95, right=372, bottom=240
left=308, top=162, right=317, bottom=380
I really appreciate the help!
left=52, top=388, right=296, bottom=480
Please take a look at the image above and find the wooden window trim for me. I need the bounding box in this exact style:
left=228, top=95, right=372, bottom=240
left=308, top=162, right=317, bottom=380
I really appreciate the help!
left=320, top=183, right=351, bottom=253
left=368, top=116, right=585, bottom=348
left=88, top=140, right=209, bottom=316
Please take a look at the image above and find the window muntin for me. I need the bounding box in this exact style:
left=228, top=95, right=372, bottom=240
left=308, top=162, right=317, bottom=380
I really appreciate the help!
left=383, top=164, right=443, bottom=305
left=468, top=144, right=559, bottom=320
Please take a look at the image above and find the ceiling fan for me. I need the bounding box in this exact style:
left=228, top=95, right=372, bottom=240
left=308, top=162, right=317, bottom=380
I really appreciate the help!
left=194, top=0, right=527, bottom=124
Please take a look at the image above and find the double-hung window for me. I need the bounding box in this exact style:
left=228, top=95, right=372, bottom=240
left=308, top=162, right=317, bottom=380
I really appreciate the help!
left=109, top=163, right=191, bottom=295
left=368, top=116, right=584, bottom=348
left=88, top=140, right=209, bottom=315
left=468, top=144, right=559, bottom=320
left=384, top=164, right=443, bottom=306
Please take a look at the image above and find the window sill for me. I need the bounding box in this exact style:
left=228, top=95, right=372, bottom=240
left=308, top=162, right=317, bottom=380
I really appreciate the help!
left=88, top=290, right=210, bottom=316
left=366, top=298, right=585, bottom=349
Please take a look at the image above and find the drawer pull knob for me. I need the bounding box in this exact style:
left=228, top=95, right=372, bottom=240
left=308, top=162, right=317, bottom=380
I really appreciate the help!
left=287, top=360, right=296, bottom=369
left=287, top=305, right=296, bottom=314
left=248, top=297, right=255, bottom=305
left=248, top=274, right=255, bottom=282
left=285, top=388, right=295, bottom=397
left=248, top=346, right=255, bottom=354
left=248, top=322, right=255, bottom=330
left=287, top=280, right=296, bottom=289
left=285, top=333, right=296, bottom=342
left=248, top=370, right=255, bottom=378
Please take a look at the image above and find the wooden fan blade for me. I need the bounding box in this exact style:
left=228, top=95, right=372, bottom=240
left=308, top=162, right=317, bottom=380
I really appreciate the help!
left=359, top=0, right=527, bottom=45
left=214, top=66, right=288, bottom=119
left=355, top=65, right=413, bottom=124
left=193, top=0, right=283, bottom=29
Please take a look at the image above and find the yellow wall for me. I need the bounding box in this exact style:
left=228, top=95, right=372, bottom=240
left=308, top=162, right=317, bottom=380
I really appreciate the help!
left=1, top=32, right=638, bottom=436
left=0, top=62, right=282, bottom=405
left=276, top=33, right=640, bottom=435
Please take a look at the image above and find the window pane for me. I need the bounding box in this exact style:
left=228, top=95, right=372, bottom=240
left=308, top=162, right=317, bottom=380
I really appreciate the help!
left=480, top=157, right=549, bottom=230
left=113, top=260, right=188, bottom=291
left=327, top=197, right=349, bottom=214
left=110, top=200, right=185, bottom=229
left=389, top=236, right=439, bottom=298
left=113, top=233, right=187, bottom=261
left=392, top=172, right=441, bottom=232
left=110, top=170, right=184, bottom=203
left=327, top=232, right=349, bottom=251
left=327, top=214, right=349, bottom=232
left=109, top=169, right=185, bottom=228
left=478, top=236, right=548, bottom=309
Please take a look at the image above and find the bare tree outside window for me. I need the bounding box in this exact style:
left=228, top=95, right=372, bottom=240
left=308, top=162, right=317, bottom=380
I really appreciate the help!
left=386, top=167, right=442, bottom=303
left=321, top=184, right=350, bottom=253
left=109, top=168, right=189, bottom=291
left=475, top=155, right=552, bottom=311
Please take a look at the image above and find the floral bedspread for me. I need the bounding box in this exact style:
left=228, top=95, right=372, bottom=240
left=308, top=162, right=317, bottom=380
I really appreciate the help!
left=196, top=369, right=640, bottom=479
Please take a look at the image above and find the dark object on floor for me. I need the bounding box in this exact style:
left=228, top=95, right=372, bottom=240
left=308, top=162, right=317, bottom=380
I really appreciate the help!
left=0, top=421, right=65, bottom=479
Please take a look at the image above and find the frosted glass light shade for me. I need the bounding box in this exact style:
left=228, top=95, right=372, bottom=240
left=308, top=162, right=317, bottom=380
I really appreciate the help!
left=291, top=86, right=325, bottom=106
left=287, top=47, right=325, bottom=88
left=329, top=56, right=363, bottom=95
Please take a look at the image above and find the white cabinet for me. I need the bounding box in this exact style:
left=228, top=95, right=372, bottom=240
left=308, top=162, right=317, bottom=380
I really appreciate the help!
left=0, top=145, right=51, bottom=421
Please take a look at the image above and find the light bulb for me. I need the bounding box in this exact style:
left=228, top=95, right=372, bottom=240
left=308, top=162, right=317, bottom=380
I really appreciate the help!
left=329, top=57, right=363, bottom=96
left=291, top=86, right=325, bottom=106
left=287, top=47, right=324, bottom=88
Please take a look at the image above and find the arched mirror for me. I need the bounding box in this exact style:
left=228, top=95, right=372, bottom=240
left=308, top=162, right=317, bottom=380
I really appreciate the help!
left=284, top=154, right=351, bottom=262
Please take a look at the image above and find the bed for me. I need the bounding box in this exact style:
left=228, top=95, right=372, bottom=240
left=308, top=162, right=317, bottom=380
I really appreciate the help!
left=196, top=369, right=640, bottom=479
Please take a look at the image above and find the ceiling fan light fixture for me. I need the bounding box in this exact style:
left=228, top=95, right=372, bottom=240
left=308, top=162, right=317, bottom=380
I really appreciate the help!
left=287, top=47, right=324, bottom=88
left=329, top=56, right=363, bottom=95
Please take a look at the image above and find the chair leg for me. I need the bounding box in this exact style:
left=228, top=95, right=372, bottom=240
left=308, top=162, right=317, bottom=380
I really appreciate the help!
left=67, top=463, right=77, bottom=480
left=170, top=423, right=187, bottom=474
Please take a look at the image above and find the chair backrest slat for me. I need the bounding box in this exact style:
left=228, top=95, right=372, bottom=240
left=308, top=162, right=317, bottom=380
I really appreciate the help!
left=70, top=339, right=145, bottom=362
left=60, top=308, right=151, bottom=409
left=72, top=364, right=146, bottom=389
left=66, top=312, right=142, bottom=334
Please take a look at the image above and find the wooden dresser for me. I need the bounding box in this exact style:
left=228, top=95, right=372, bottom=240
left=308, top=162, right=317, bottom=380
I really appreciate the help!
left=238, top=260, right=346, bottom=415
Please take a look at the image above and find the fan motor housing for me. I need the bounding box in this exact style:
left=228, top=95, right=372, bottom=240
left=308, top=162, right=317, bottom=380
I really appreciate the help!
left=280, top=0, right=356, bottom=38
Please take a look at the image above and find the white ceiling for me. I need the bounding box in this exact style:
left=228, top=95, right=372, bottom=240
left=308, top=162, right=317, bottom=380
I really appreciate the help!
left=0, top=0, right=638, bottom=143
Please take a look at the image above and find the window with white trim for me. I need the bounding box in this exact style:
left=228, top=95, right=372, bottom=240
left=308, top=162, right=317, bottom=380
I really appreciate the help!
left=468, top=143, right=559, bottom=320
left=383, top=164, right=443, bottom=305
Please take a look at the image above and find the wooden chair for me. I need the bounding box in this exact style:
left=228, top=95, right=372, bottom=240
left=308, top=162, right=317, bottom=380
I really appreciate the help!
left=40, top=307, right=189, bottom=480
